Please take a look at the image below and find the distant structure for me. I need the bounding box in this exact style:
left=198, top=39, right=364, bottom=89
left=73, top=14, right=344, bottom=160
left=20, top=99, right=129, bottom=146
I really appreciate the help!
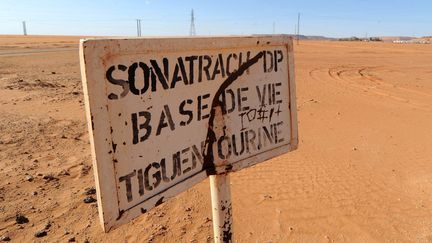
left=189, top=9, right=196, bottom=36
left=273, top=21, right=275, bottom=34
left=338, top=36, right=382, bottom=42
left=22, top=21, right=27, bottom=36
left=393, top=39, right=431, bottom=44
left=136, top=19, right=142, bottom=37
left=297, top=13, right=301, bottom=45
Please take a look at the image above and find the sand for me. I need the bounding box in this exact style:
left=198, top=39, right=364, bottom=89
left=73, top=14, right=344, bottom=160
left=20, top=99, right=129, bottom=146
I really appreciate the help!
left=0, top=35, right=432, bottom=242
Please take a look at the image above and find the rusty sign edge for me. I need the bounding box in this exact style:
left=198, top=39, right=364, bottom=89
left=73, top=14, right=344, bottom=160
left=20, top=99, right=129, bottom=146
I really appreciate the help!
left=80, top=40, right=120, bottom=232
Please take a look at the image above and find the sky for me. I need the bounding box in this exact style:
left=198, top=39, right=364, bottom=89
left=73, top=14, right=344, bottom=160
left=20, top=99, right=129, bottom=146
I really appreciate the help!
left=0, top=0, right=431, bottom=38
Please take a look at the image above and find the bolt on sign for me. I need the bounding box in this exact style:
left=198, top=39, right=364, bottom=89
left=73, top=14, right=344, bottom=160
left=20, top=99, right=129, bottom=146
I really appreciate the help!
left=79, top=36, right=298, bottom=232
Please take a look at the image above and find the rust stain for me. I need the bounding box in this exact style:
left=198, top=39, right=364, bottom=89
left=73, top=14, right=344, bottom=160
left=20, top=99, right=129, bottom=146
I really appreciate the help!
left=202, top=51, right=264, bottom=175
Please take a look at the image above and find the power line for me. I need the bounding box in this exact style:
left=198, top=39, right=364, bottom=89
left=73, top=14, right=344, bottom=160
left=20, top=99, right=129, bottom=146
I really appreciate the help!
left=189, top=9, right=196, bottom=36
left=5, top=13, right=430, bottom=37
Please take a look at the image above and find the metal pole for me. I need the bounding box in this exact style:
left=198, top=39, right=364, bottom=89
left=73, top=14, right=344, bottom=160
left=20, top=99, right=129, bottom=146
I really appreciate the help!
left=210, top=174, right=233, bottom=243
left=189, top=9, right=196, bottom=36
left=136, top=19, right=140, bottom=37
left=297, top=13, right=300, bottom=45
left=139, top=19, right=141, bottom=36
left=22, top=21, right=27, bottom=36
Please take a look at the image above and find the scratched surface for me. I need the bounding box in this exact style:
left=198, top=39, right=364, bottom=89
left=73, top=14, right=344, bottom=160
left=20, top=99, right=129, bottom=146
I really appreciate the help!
left=79, top=36, right=298, bottom=231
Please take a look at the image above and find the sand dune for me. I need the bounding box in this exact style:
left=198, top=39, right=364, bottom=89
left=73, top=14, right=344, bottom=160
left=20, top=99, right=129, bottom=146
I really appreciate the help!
left=0, top=36, right=432, bottom=242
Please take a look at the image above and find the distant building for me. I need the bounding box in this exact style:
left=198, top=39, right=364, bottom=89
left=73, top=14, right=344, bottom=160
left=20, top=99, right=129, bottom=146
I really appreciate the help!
left=393, top=39, right=431, bottom=44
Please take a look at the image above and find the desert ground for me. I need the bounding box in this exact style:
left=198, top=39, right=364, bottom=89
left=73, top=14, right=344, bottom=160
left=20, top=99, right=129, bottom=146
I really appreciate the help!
left=0, top=35, right=432, bottom=242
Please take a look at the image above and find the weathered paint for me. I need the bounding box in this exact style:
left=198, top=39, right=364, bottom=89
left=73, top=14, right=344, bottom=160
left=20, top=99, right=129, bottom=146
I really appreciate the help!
left=79, top=36, right=298, bottom=232
left=210, top=174, right=233, bottom=243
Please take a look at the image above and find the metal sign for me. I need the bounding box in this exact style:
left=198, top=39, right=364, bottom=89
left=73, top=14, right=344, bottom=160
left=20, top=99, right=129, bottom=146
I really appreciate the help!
left=79, top=36, right=298, bottom=232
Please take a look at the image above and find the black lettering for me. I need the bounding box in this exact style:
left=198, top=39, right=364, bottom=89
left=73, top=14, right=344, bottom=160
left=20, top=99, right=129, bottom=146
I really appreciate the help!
left=132, top=111, right=152, bottom=144
left=191, top=143, right=204, bottom=169
left=264, top=51, right=274, bottom=73
left=275, top=121, right=284, bottom=143
left=238, top=51, right=251, bottom=74
left=156, top=105, right=175, bottom=136
left=144, top=164, right=153, bottom=191
left=237, top=87, right=249, bottom=112
left=160, top=158, right=171, bottom=182
left=137, top=169, right=144, bottom=196
left=267, top=83, right=272, bottom=105
left=221, top=89, right=235, bottom=114
left=150, top=59, right=170, bottom=91
left=275, top=50, right=283, bottom=72
left=151, top=162, right=161, bottom=189
left=271, top=83, right=276, bottom=105
left=203, top=55, right=212, bottom=80
left=106, top=64, right=129, bottom=99
left=232, top=133, right=245, bottom=156
left=246, top=108, right=256, bottom=122
left=185, top=56, right=197, bottom=84
left=198, top=56, right=203, bottom=82
left=181, top=147, right=191, bottom=174
left=256, top=85, right=266, bottom=106
left=128, top=62, right=149, bottom=95
left=179, top=99, right=193, bottom=126
left=211, top=54, right=226, bottom=80
left=119, top=171, right=136, bottom=202
left=170, top=63, right=182, bottom=88
left=177, top=57, right=189, bottom=85
left=171, top=152, right=182, bottom=180
left=275, top=82, right=282, bottom=104
left=198, top=93, right=211, bottom=120
left=226, top=53, right=237, bottom=76
left=262, top=125, right=275, bottom=146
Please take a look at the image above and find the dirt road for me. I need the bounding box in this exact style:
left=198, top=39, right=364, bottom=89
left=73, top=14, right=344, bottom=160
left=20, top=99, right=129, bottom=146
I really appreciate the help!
left=0, top=48, right=77, bottom=57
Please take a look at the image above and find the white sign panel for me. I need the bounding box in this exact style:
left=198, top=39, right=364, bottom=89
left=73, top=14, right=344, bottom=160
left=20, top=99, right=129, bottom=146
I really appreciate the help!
left=79, top=36, right=298, bottom=231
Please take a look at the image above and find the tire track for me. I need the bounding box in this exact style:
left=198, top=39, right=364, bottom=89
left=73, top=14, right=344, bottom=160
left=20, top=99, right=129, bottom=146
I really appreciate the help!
left=308, top=65, right=432, bottom=111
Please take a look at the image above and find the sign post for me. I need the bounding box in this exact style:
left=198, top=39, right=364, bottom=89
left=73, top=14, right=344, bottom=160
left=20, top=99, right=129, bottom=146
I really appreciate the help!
left=79, top=35, right=298, bottom=239
left=210, top=174, right=233, bottom=242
